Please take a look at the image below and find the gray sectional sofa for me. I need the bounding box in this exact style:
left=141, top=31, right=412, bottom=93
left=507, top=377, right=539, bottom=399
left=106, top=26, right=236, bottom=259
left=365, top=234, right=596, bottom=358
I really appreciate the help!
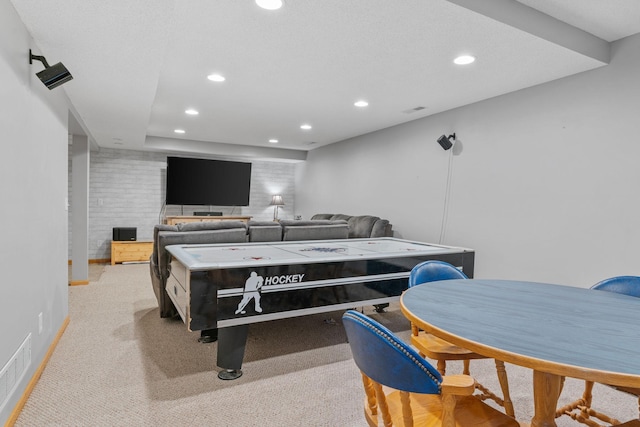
left=150, top=219, right=350, bottom=318
left=150, top=215, right=391, bottom=319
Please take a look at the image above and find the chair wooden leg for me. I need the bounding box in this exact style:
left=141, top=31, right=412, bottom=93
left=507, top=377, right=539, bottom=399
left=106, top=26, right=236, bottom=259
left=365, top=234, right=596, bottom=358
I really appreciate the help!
left=372, top=381, right=393, bottom=427
left=462, top=359, right=470, bottom=375
left=399, top=391, right=414, bottom=427
left=556, top=380, right=591, bottom=419
left=555, top=380, right=623, bottom=426
left=361, top=373, right=378, bottom=416
left=467, top=360, right=515, bottom=418
left=441, top=393, right=457, bottom=427
left=495, top=360, right=515, bottom=418
left=437, top=359, right=447, bottom=376
left=411, top=323, right=419, bottom=336
left=582, top=380, right=594, bottom=409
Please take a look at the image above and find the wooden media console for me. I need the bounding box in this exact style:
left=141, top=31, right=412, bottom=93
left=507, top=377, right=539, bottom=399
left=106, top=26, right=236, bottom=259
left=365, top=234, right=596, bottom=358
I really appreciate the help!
left=111, top=241, right=153, bottom=265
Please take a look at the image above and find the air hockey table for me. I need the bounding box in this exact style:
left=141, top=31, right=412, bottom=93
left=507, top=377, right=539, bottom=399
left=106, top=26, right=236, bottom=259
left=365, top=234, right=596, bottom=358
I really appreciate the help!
left=165, top=237, right=475, bottom=379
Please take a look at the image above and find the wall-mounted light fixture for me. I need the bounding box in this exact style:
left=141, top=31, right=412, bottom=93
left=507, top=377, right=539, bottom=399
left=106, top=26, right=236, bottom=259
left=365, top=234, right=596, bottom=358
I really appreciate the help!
left=270, top=195, right=285, bottom=221
left=437, top=132, right=459, bottom=245
left=29, top=49, right=73, bottom=90
left=437, top=133, right=456, bottom=150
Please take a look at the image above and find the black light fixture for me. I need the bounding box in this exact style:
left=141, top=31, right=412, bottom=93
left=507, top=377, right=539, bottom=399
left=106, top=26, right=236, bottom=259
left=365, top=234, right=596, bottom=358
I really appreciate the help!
left=437, top=133, right=456, bottom=150
left=29, top=49, right=73, bottom=90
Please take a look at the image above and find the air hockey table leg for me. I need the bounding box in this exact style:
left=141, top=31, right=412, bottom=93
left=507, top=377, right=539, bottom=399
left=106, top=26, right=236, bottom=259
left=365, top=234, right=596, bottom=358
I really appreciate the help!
left=374, top=303, right=389, bottom=313
left=217, top=324, right=249, bottom=380
left=198, top=328, right=218, bottom=343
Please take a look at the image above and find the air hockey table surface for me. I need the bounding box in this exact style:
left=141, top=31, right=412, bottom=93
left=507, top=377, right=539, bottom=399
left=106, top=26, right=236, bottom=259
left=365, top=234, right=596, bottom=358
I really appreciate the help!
left=169, top=237, right=468, bottom=268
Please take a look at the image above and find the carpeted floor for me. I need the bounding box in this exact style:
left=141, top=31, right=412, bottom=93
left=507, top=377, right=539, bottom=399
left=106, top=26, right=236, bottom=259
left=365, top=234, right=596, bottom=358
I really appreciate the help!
left=16, top=264, right=638, bottom=426
left=68, top=262, right=108, bottom=284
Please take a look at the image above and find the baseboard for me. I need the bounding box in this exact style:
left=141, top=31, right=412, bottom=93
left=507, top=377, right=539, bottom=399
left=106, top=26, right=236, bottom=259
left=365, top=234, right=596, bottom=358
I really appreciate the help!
left=68, top=280, right=89, bottom=286
left=4, top=316, right=70, bottom=427
left=68, top=258, right=110, bottom=265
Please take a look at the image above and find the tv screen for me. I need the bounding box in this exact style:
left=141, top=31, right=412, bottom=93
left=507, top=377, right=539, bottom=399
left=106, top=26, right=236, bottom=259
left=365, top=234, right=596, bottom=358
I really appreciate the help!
left=165, top=157, right=252, bottom=206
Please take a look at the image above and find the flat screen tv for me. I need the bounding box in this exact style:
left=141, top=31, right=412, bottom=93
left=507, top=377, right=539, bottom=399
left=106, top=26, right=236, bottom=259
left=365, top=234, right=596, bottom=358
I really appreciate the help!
left=165, top=157, right=252, bottom=206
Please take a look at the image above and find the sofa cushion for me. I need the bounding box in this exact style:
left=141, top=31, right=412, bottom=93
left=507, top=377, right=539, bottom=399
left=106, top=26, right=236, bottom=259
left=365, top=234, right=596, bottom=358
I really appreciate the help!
left=248, top=220, right=282, bottom=242
left=330, top=214, right=352, bottom=222
left=370, top=218, right=391, bottom=237
left=347, top=215, right=380, bottom=238
left=310, top=213, right=333, bottom=220
left=177, top=220, right=247, bottom=232
left=279, top=220, right=348, bottom=228
left=279, top=220, right=349, bottom=241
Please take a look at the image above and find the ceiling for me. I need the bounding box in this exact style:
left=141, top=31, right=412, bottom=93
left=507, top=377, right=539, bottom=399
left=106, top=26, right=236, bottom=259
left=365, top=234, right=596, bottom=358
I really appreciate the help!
left=11, top=0, right=640, bottom=161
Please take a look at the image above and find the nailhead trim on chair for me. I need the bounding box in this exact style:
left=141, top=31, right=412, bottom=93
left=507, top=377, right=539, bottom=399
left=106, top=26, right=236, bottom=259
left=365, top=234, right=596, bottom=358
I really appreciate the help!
left=345, top=312, right=442, bottom=391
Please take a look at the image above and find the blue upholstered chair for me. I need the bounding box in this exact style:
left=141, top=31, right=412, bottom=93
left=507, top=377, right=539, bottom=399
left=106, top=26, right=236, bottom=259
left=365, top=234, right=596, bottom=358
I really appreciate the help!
left=592, top=275, right=640, bottom=297
left=342, top=310, right=520, bottom=427
left=557, top=276, right=640, bottom=426
left=407, top=260, right=515, bottom=417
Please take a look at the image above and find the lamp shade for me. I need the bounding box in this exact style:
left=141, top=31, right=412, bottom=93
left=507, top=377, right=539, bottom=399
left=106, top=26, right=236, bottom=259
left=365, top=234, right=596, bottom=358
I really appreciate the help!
left=270, top=195, right=284, bottom=206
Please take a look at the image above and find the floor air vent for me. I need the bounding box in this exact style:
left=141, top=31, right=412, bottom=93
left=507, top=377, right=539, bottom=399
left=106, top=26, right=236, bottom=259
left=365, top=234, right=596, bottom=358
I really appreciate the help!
left=0, top=333, right=32, bottom=412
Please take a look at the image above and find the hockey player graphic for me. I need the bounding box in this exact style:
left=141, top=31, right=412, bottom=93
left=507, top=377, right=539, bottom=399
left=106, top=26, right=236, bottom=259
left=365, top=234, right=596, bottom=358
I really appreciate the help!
left=235, top=271, right=264, bottom=314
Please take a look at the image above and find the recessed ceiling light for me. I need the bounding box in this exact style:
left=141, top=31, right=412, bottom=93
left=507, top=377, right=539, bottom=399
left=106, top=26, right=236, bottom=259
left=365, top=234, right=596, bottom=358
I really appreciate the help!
left=256, top=0, right=283, bottom=10
left=300, top=124, right=312, bottom=130
left=174, top=129, right=186, bottom=134
left=454, top=55, right=476, bottom=65
left=185, top=109, right=199, bottom=115
left=269, top=139, right=279, bottom=143
left=207, top=74, right=226, bottom=82
left=354, top=100, right=369, bottom=107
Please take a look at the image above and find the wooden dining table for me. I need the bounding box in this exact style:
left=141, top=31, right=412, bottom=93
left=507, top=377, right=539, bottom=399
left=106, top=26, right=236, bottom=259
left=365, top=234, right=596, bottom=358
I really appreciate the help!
left=400, top=279, right=640, bottom=427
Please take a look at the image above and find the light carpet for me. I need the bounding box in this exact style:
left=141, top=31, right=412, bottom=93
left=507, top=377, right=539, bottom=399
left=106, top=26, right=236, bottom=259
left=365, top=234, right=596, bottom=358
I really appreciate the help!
left=15, top=264, right=637, bottom=426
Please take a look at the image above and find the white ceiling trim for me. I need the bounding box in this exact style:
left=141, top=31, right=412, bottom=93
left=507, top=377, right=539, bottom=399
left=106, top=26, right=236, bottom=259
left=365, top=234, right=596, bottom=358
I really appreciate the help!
left=144, top=136, right=307, bottom=163
left=447, top=0, right=610, bottom=63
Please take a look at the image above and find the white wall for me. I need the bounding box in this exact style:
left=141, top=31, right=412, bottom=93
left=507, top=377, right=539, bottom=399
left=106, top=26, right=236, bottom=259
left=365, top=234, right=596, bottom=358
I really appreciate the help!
left=296, top=34, right=640, bottom=287
left=0, top=2, right=69, bottom=423
left=69, top=148, right=296, bottom=260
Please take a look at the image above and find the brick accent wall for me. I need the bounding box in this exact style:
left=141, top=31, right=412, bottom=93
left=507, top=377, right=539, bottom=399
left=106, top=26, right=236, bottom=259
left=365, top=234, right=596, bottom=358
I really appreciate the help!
left=69, top=148, right=296, bottom=260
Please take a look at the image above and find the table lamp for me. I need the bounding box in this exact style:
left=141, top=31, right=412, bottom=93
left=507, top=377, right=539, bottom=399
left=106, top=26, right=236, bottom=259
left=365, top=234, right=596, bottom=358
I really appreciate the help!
left=270, top=195, right=284, bottom=220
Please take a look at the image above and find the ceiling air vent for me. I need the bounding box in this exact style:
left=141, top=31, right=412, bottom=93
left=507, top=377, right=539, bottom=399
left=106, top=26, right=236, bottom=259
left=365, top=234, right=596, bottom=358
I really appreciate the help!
left=403, top=106, right=426, bottom=114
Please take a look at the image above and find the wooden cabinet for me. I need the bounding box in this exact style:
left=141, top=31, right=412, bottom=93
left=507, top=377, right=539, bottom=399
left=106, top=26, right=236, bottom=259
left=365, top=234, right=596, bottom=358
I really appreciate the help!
left=164, top=215, right=252, bottom=225
left=111, top=241, right=154, bottom=265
